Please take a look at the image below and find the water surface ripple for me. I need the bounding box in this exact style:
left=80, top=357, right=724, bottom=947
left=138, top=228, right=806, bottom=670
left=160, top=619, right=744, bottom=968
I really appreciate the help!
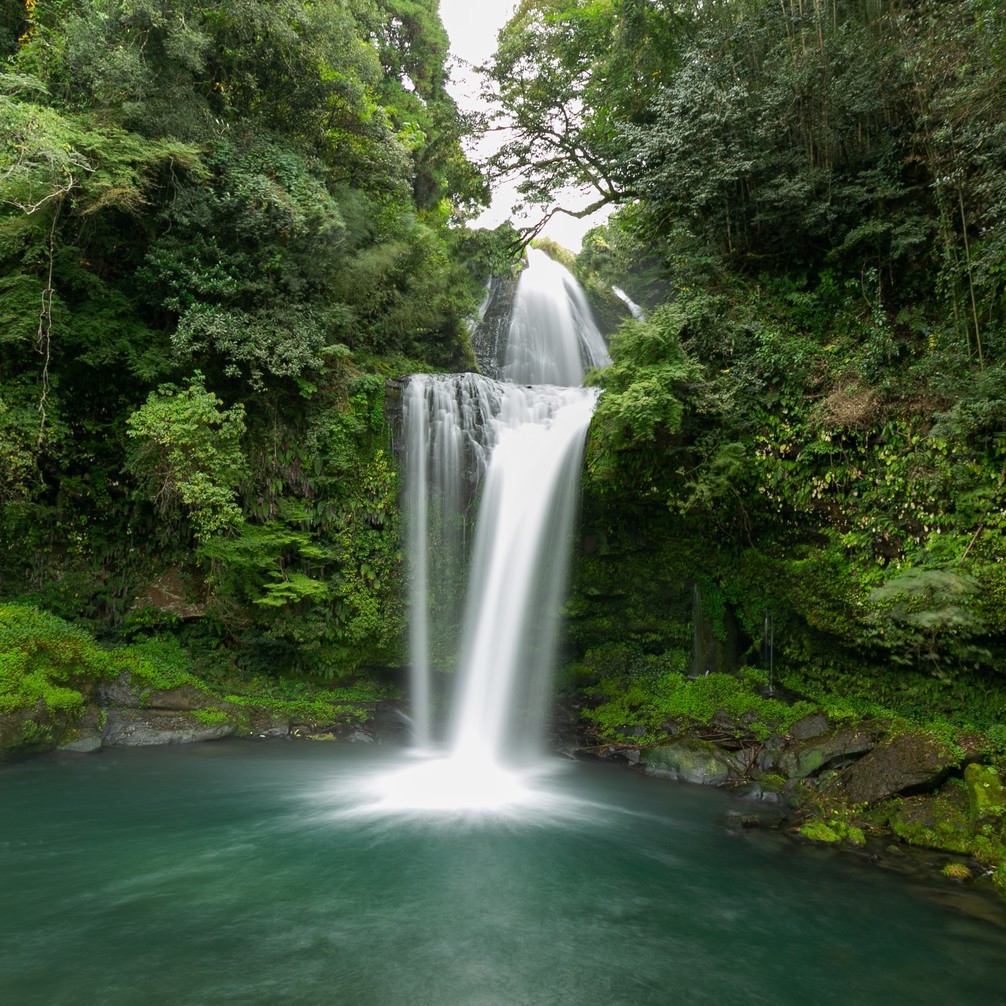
left=1, top=742, right=1004, bottom=1006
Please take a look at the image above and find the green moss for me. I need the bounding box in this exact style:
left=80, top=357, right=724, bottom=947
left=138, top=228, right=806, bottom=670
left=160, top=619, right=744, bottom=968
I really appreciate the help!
left=879, top=787, right=974, bottom=855
left=799, top=817, right=866, bottom=846
left=964, top=762, right=1005, bottom=824
left=218, top=674, right=395, bottom=727
left=190, top=708, right=231, bottom=727
left=0, top=604, right=117, bottom=753
left=112, top=635, right=203, bottom=692
left=581, top=663, right=817, bottom=745
left=941, top=862, right=973, bottom=880
left=759, top=772, right=787, bottom=793
left=798, top=820, right=841, bottom=843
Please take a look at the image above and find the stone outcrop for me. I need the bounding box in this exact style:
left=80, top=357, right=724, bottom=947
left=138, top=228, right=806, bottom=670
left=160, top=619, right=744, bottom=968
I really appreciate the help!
left=836, top=730, right=958, bottom=804
left=775, top=724, right=880, bottom=781
left=641, top=736, right=746, bottom=786
left=102, top=708, right=235, bottom=746
left=100, top=674, right=213, bottom=711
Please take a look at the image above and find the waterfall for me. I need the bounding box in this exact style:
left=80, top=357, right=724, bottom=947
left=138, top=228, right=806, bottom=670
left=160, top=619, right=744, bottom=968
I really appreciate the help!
left=612, top=284, right=645, bottom=320
left=449, top=384, right=597, bottom=766
left=503, top=248, right=611, bottom=384
left=394, top=250, right=607, bottom=809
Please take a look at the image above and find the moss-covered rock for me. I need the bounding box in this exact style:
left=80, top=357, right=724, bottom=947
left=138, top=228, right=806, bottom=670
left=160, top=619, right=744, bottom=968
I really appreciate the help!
left=640, top=736, right=742, bottom=785
left=777, top=726, right=878, bottom=781
left=0, top=604, right=116, bottom=757
left=837, top=730, right=958, bottom=804
left=879, top=785, right=973, bottom=854
left=798, top=818, right=866, bottom=846
left=964, top=762, right=1005, bottom=831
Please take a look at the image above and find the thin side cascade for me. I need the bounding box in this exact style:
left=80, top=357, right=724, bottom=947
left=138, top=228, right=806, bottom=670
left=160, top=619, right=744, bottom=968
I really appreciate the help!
left=404, top=373, right=501, bottom=745
left=404, top=378, right=431, bottom=749
left=613, top=285, right=645, bottom=320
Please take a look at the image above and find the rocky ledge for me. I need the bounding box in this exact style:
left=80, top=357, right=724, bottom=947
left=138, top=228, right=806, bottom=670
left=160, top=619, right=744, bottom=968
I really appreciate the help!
left=575, top=713, right=1006, bottom=907
left=30, top=671, right=408, bottom=757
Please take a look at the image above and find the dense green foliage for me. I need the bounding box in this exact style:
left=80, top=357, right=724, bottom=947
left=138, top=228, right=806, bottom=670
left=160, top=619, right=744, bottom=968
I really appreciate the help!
left=510, top=0, right=1006, bottom=740
left=0, top=0, right=496, bottom=681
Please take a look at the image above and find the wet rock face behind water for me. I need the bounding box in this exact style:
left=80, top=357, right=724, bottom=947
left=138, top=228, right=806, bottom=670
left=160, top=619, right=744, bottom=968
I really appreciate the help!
left=469, top=274, right=519, bottom=381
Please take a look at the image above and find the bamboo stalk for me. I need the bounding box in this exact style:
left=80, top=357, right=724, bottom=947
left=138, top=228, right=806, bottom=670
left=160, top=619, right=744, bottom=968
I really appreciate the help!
left=958, top=187, right=984, bottom=369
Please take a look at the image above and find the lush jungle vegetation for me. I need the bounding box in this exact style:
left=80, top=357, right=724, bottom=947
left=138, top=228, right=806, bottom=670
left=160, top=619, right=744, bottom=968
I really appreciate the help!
left=0, top=0, right=502, bottom=721
left=2, top=0, right=1005, bottom=782
left=500, top=0, right=1006, bottom=747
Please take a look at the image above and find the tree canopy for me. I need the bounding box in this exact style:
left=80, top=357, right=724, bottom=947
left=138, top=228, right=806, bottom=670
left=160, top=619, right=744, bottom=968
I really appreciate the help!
left=0, top=0, right=494, bottom=676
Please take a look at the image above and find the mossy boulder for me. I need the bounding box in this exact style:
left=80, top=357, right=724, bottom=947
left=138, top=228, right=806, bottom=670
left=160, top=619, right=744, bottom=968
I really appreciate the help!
left=640, top=736, right=742, bottom=785
left=879, top=784, right=973, bottom=854
left=777, top=725, right=878, bottom=780
left=798, top=818, right=866, bottom=846
left=837, top=730, right=958, bottom=804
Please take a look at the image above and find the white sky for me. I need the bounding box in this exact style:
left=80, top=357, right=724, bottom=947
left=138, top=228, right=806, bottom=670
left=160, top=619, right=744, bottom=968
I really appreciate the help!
left=438, top=0, right=611, bottom=252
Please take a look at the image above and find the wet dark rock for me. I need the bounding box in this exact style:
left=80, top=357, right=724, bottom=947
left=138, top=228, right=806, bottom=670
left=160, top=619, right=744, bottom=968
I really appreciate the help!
left=724, top=811, right=763, bottom=830
left=735, top=781, right=785, bottom=805
left=777, top=726, right=879, bottom=780
left=244, top=714, right=291, bottom=738
left=837, top=731, right=958, bottom=804
left=789, top=713, right=830, bottom=741
left=470, top=273, right=519, bottom=379
left=103, top=709, right=234, bottom=746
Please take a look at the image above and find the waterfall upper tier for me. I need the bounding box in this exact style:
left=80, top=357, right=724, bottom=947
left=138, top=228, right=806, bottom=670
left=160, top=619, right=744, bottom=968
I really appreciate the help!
left=471, top=248, right=611, bottom=383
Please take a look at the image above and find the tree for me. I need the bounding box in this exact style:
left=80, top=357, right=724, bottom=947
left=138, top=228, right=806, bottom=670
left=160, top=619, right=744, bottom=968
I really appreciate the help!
left=125, top=375, right=248, bottom=541
left=483, top=0, right=690, bottom=239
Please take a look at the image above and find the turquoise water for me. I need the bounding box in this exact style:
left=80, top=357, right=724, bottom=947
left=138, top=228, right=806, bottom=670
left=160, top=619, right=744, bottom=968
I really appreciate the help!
left=1, top=742, right=1003, bottom=1005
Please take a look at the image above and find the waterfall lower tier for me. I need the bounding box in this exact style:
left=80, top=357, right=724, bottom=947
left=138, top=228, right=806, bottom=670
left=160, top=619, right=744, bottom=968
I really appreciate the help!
left=405, top=373, right=597, bottom=767
left=450, top=385, right=597, bottom=766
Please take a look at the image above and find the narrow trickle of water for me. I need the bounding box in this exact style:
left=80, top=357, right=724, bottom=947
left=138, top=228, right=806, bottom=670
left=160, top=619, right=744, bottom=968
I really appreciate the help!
left=399, top=249, right=608, bottom=811
left=613, top=284, right=645, bottom=320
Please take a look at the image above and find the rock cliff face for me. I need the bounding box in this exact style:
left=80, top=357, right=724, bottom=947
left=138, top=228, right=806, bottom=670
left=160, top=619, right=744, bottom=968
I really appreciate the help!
left=469, top=274, right=519, bottom=381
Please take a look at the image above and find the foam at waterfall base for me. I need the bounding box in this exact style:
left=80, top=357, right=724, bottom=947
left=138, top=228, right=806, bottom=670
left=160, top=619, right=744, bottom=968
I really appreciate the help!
left=315, top=750, right=595, bottom=824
